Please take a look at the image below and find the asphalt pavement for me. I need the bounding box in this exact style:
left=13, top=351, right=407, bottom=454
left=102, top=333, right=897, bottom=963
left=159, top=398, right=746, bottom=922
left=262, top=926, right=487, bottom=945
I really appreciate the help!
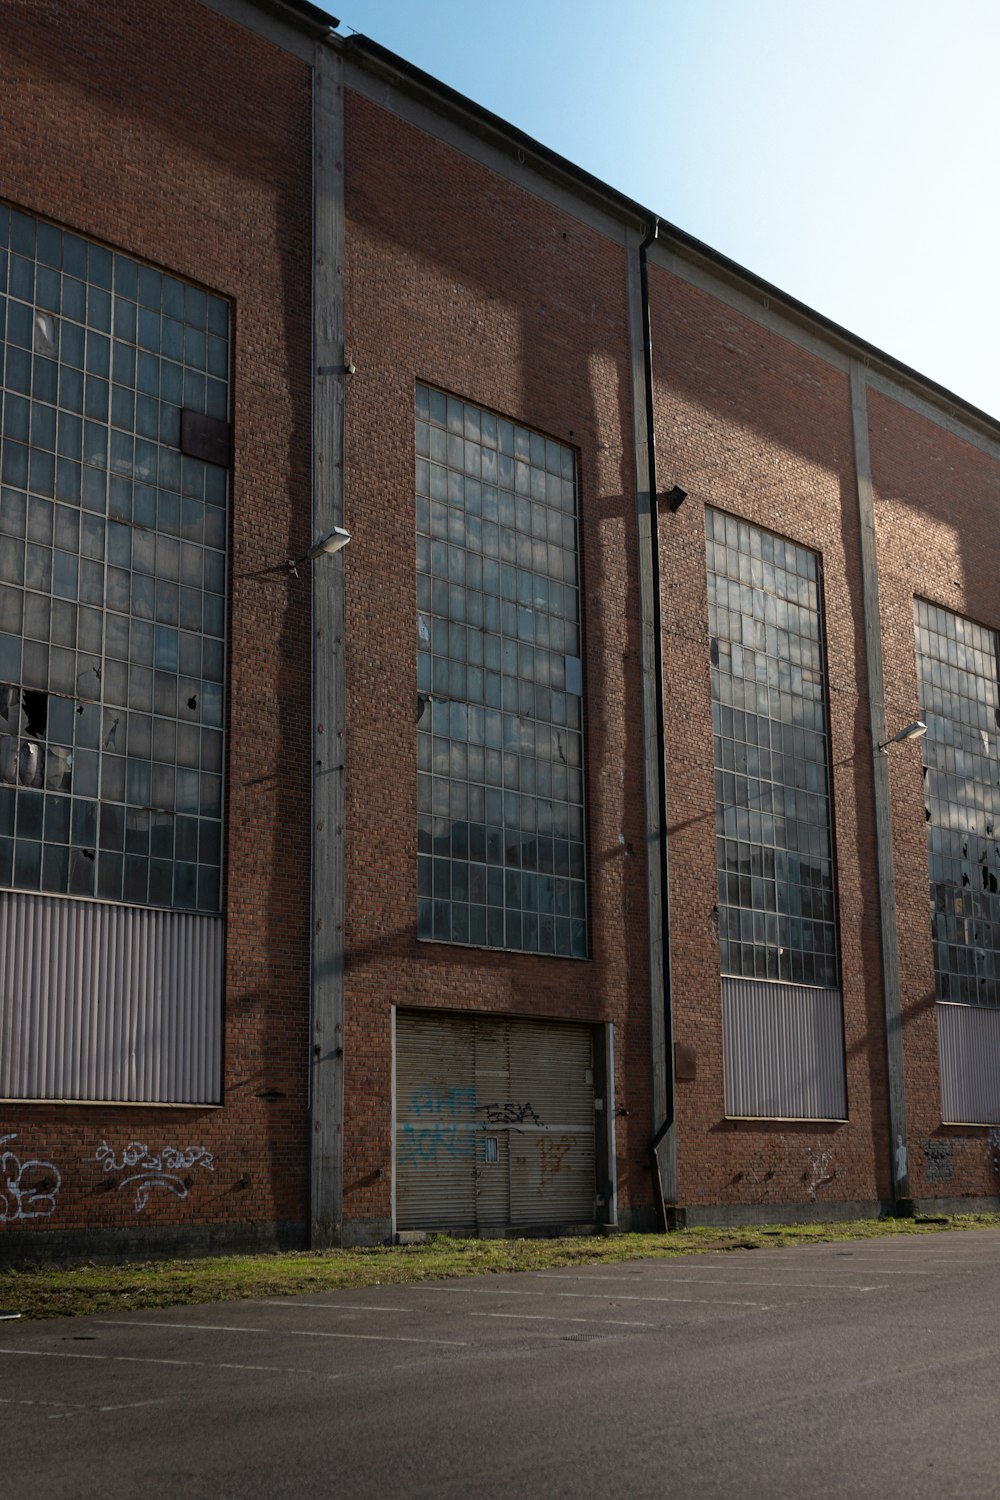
left=3, top=1227, right=1000, bottom=1498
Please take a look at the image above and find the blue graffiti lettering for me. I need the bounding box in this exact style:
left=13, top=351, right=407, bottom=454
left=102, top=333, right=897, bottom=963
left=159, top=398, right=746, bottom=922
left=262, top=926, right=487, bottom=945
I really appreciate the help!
left=399, top=1119, right=476, bottom=1166
left=399, top=1084, right=547, bottom=1167
left=409, top=1086, right=476, bottom=1120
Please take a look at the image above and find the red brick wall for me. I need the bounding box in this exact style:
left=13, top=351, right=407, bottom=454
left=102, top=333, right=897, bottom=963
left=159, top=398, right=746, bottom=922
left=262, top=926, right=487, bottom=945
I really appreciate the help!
left=342, top=89, right=655, bottom=1227
left=650, top=268, right=892, bottom=1211
left=869, top=390, right=1000, bottom=1200
left=9, top=10, right=997, bottom=1249
left=0, top=0, right=314, bottom=1239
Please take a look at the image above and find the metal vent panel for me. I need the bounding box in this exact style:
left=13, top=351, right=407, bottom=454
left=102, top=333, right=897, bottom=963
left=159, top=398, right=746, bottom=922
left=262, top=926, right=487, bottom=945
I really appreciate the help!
left=0, top=891, right=223, bottom=1103
left=722, top=977, right=846, bottom=1120
left=938, top=1003, right=1000, bottom=1124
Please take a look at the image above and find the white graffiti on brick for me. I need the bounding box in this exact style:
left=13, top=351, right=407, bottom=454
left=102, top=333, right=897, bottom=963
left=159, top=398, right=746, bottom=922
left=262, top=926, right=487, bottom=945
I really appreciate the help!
left=96, top=1140, right=215, bottom=1213
left=807, top=1149, right=835, bottom=1201
left=895, top=1136, right=908, bottom=1184
left=0, top=1134, right=62, bottom=1221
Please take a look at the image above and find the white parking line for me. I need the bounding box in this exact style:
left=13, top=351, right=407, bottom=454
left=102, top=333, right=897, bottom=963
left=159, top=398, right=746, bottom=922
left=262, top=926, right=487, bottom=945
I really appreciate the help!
left=290, top=1331, right=470, bottom=1346
left=821, top=1254, right=959, bottom=1266
left=48, top=1399, right=168, bottom=1421
left=97, top=1320, right=272, bottom=1335
left=260, top=1301, right=408, bottom=1314
left=822, top=1254, right=980, bottom=1263
left=0, top=1346, right=345, bottom=1377
left=538, top=1273, right=885, bottom=1293
left=665, top=1260, right=953, bottom=1272
left=416, top=1284, right=771, bottom=1309
left=94, top=1318, right=468, bottom=1348
left=471, top=1312, right=655, bottom=1328
left=813, top=1253, right=977, bottom=1264
left=787, top=1265, right=945, bottom=1277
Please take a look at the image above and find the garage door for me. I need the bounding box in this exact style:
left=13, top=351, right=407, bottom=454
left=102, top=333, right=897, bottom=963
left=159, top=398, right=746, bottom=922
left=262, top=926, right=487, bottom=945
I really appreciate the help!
left=395, top=1011, right=597, bottom=1233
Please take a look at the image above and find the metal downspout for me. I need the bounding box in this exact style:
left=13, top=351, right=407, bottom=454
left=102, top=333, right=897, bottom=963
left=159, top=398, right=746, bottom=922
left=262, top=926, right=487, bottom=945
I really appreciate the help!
left=309, top=39, right=348, bottom=1247
left=639, top=220, right=678, bottom=1224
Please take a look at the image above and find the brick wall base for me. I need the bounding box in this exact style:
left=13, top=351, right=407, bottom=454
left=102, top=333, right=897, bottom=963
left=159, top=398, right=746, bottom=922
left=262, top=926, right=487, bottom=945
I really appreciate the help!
left=682, top=1199, right=888, bottom=1229
left=0, top=1218, right=306, bottom=1268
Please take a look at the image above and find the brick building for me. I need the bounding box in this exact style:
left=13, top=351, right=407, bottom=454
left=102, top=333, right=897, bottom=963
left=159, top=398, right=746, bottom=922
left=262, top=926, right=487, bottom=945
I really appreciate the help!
left=0, top=0, right=322, bottom=1256
left=2, top=0, right=999, bottom=1260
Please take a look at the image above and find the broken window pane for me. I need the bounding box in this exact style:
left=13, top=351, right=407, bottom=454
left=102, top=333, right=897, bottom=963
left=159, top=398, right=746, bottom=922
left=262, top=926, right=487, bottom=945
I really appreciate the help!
left=914, top=600, right=1000, bottom=1006
left=0, top=210, right=230, bottom=911
left=44, top=745, right=72, bottom=793
left=706, top=511, right=838, bottom=988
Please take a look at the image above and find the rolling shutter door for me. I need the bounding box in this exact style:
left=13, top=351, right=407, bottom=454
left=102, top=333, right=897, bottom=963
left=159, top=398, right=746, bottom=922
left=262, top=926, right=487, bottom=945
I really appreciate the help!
left=471, top=1018, right=512, bottom=1231
left=395, top=1011, right=596, bottom=1233
left=508, top=1019, right=596, bottom=1226
left=395, top=1012, right=477, bottom=1232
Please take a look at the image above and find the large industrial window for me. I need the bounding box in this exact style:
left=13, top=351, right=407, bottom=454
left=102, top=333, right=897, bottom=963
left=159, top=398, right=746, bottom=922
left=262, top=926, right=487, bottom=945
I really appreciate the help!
left=707, top=510, right=838, bottom=988
left=0, top=205, right=229, bottom=914
left=415, top=385, right=586, bottom=958
left=915, top=600, right=1000, bottom=1123
left=914, top=600, right=1000, bottom=1006
left=707, top=510, right=845, bottom=1119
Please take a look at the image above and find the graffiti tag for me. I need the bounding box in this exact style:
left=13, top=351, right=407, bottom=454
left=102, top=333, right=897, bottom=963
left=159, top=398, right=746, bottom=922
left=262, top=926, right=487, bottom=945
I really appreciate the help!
left=408, top=1087, right=476, bottom=1120
left=400, top=1086, right=549, bottom=1167
left=96, top=1140, right=214, bottom=1214
left=398, top=1120, right=478, bottom=1167
left=537, top=1135, right=575, bottom=1188
left=895, top=1136, right=908, bottom=1184
left=806, top=1149, right=835, bottom=1200
left=475, top=1100, right=542, bottom=1126
left=0, top=1134, right=61, bottom=1221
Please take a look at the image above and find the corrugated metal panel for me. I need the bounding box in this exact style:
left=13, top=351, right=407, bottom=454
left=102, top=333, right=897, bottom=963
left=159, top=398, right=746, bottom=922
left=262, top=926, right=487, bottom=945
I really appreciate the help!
left=472, top=1019, right=511, bottom=1231
left=508, top=1020, right=595, bottom=1226
left=395, top=1012, right=596, bottom=1233
left=0, top=891, right=222, bottom=1104
left=722, top=977, right=846, bottom=1120
left=938, top=1003, right=1000, bottom=1124
left=395, top=1013, right=477, bottom=1232
left=475, top=1128, right=511, bottom=1231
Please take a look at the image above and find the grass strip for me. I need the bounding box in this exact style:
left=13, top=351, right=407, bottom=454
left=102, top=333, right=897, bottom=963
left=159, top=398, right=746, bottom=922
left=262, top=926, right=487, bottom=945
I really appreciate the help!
left=2, top=1212, right=999, bottom=1321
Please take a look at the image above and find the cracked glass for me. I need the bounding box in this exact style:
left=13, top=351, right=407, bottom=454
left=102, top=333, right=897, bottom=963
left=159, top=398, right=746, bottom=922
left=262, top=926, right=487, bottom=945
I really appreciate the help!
left=914, top=599, right=1000, bottom=1006
left=706, top=509, right=839, bottom=987
left=0, top=205, right=228, bottom=912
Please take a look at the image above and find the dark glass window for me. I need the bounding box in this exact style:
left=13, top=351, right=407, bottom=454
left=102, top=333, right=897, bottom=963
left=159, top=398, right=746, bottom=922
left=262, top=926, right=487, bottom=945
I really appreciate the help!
left=914, top=600, right=1000, bottom=1006
left=0, top=206, right=228, bottom=912
left=415, top=385, right=586, bottom=957
left=705, top=509, right=838, bottom=987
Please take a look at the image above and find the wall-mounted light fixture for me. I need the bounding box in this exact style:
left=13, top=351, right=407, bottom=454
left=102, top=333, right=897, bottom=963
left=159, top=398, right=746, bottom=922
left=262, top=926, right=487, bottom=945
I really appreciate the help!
left=663, top=485, right=688, bottom=512
left=288, top=525, right=351, bottom=577
left=343, top=357, right=357, bottom=376
left=878, top=720, right=927, bottom=753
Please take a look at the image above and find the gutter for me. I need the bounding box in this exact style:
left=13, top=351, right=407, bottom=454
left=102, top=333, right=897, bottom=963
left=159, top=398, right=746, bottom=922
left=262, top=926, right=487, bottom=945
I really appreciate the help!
left=259, top=0, right=338, bottom=37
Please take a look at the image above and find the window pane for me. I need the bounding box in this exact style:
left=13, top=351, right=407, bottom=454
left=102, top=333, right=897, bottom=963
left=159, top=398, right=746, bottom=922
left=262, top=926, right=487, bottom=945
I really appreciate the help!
left=914, top=600, right=1000, bottom=1006
left=706, top=510, right=838, bottom=986
left=416, top=388, right=586, bottom=956
left=0, top=210, right=230, bottom=913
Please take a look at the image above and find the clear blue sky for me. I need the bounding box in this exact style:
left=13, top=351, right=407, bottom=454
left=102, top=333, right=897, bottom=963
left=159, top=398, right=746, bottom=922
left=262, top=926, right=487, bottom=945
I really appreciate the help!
left=338, top=1, right=1000, bottom=420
